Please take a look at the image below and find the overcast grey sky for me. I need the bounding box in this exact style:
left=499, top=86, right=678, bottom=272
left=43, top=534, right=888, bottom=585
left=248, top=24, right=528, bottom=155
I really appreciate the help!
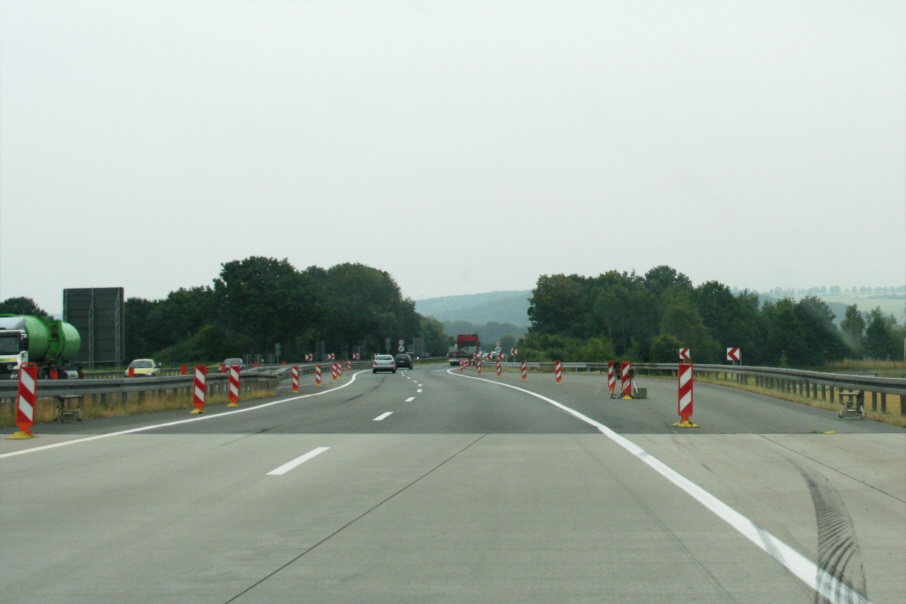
left=1, top=1, right=904, bottom=314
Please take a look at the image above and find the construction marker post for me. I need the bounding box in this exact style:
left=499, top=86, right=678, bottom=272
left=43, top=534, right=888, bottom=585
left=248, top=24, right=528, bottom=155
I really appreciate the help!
left=496, top=358, right=502, bottom=377
left=607, top=362, right=616, bottom=397
left=7, top=362, right=38, bottom=439
left=190, top=364, right=206, bottom=414
left=521, top=360, right=527, bottom=380
left=555, top=360, right=562, bottom=385
left=477, top=359, right=482, bottom=375
left=331, top=363, right=338, bottom=381
left=315, top=365, right=322, bottom=387
left=227, top=365, right=241, bottom=407
left=291, top=366, right=300, bottom=393
left=621, top=362, right=632, bottom=399
left=180, top=365, right=187, bottom=375
left=347, top=360, right=352, bottom=371
left=674, top=362, right=698, bottom=428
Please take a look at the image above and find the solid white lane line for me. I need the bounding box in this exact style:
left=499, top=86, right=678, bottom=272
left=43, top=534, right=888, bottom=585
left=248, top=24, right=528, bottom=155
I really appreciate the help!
left=267, top=447, right=329, bottom=476
left=447, top=368, right=869, bottom=604
left=405, top=397, right=415, bottom=402
left=1, top=371, right=368, bottom=459
left=374, top=412, right=393, bottom=421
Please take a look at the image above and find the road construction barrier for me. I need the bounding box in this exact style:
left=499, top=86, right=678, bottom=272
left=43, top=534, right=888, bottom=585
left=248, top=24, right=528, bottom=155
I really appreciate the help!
left=477, top=359, right=483, bottom=375
left=180, top=365, right=187, bottom=375
left=521, top=360, right=527, bottom=380
left=7, top=362, right=38, bottom=439
left=674, top=362, right=697, bottom=428
left=191, top=364, right=206, bottom=414
left=315, top=364, right=322, bottom=387
left=607, top=361, right=616, bottom=397
left=128, top=367, right=135, bottom=378
left=227, top=365, right=240, bottom=407
left=291, top=366, right=300, bottom=393
left=347, top=360, right=352, bottom=371
left=621, top=362, right=632, bottom=398
left=555, top=360, right=562, bottom=384
left=496, top=359, right=502, bottom=377
left=331, top=363, right=338, bottom=381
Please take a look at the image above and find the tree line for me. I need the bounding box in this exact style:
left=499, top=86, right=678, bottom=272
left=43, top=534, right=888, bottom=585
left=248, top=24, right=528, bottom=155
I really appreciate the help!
left=518, top=266, right=905, bottom=367
left=0, top=257, right=448, bottom=364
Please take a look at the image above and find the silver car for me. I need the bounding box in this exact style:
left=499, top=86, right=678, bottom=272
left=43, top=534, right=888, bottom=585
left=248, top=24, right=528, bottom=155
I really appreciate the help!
left=372, top=354, right=396, bottom=374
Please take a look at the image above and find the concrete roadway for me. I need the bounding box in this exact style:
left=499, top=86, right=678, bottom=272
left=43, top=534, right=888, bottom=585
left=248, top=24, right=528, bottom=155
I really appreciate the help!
left=1, top=365, right=903, bottom=603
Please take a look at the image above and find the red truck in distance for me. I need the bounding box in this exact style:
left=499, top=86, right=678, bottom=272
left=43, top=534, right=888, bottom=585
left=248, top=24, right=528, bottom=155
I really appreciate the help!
left=448, top=334, right=481, bottom=366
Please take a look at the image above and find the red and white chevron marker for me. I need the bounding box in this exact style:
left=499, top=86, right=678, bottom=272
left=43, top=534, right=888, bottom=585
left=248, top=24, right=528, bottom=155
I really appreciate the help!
left=679, top=348, right=690, bottom=361
left=511, top=348, right=518, bottom=357
left=555, top=360, right=562, bottom=384
left=327, top=353, right=335, bottom=361
left=726, top=347, right=741, bottom=362
left=291, top=366, right=300, bottom=393
left=496, top=358, right=502, bottom=377
left=8, top=362, right=38, bottom=439
left=352, top=353, right=360, bottom=360
left=620, top=361, right=632, bottom=398
left=607, top=361, right=616, bottom=393
left=190, top=364, right=206, bottom=414
left=521, top=360, right=527, bottom=380
left=315, top=364, right=322, bottom=387
left=674, top=362, right=698, bottom=428
left=227, top=365, right=241, bottom=407
left=305, top=354, right=313, bottom=362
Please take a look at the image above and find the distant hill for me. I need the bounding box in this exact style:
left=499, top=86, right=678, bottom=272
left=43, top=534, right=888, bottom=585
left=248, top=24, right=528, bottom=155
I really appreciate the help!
left=415, top=290, right=532, bottom=326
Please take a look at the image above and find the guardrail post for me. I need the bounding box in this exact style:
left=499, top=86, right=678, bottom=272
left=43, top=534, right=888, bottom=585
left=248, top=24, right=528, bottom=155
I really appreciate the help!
left=880, top=392, right=887, bottom=413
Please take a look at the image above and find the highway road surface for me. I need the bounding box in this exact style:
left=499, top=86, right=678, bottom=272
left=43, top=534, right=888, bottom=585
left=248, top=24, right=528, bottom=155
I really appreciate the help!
left=2, top=366, right=904, bottom=603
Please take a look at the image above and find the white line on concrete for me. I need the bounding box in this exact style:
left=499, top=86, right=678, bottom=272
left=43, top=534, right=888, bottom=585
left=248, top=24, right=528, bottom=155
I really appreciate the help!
left=447, top=368, right=870, bottom=604
left=267, top=447, right=329, bottom=476
left=417, top=389, right=423, bottom=393
left=405, top=397, right=415, bottom=402
left=1, top=371, right=368, bottom=459
left=374, top=412, right=393, bottom=421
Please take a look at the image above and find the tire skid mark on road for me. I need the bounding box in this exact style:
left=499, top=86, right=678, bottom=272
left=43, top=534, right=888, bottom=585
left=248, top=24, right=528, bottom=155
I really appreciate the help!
left=222, top=434, right=488, bottom=604
left=447, top=368, right=872, bottom=604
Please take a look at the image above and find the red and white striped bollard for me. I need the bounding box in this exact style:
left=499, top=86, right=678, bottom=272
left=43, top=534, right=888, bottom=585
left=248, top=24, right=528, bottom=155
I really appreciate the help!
left=8, top=362, right=38, bottom=439
left=291, top=366, right=300, bottom=393
left=315, top=364, right=322, bottom=387
left=621, top=362, right=632, bottom=398
left=675, top=362, right=698, bottom=427
left=190, top=364, right=206, bottom=414
left=227, top=364, right=240, bottom=407
left=554, top=360, right=562, bottom=384
left=521, top=360, right=527, bottom=380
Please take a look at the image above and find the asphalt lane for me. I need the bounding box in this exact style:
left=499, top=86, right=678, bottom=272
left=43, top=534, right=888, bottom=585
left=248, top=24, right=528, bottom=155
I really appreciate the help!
left=1, top=365, right=902, bottom=603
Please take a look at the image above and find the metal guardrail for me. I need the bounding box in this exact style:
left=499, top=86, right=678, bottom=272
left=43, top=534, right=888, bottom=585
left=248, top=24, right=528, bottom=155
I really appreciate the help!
left=0, top=362, right=374, bottom=401
left=501, top=362, right=905, bottom=414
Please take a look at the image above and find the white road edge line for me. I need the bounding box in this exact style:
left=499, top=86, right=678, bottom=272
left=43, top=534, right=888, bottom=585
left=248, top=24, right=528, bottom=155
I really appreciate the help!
left=267, top=447, right=329, bottom=476
left=1, top=371, right=368, bottom=459
left=374, top=412, right=393, bottom=421
left=447, top=368, right=869, bottom=604
left=405, top=397, right=416, bottom=402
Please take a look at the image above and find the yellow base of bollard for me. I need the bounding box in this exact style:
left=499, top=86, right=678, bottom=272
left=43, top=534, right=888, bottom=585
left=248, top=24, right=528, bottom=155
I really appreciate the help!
left=7, top=430, right=36, bottom=440
left=190, top=408, right=204, bottom=414
left=226, top=402, right=239, bottom=407
left=672, top=420, right=699, bottom=428
left=622, top=395, right=632, bottom=399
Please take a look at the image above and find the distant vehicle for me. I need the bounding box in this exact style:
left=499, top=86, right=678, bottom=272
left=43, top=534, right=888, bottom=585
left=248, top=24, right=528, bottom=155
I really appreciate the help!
left=395, top=353, right=413, bottom=369
left=124, top=358, right=161, bottom=377
left=448, top=334, right=480, bottom=366
left=0, top=314, right=81, bottom=379
left=373, top=354, right=396, bottom=374
left=222, top=357, right=245, bottom=372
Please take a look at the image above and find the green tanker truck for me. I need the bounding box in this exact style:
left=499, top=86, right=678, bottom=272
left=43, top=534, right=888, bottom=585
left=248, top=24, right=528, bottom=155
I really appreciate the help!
left=0, top=315, right=82, bottom=379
